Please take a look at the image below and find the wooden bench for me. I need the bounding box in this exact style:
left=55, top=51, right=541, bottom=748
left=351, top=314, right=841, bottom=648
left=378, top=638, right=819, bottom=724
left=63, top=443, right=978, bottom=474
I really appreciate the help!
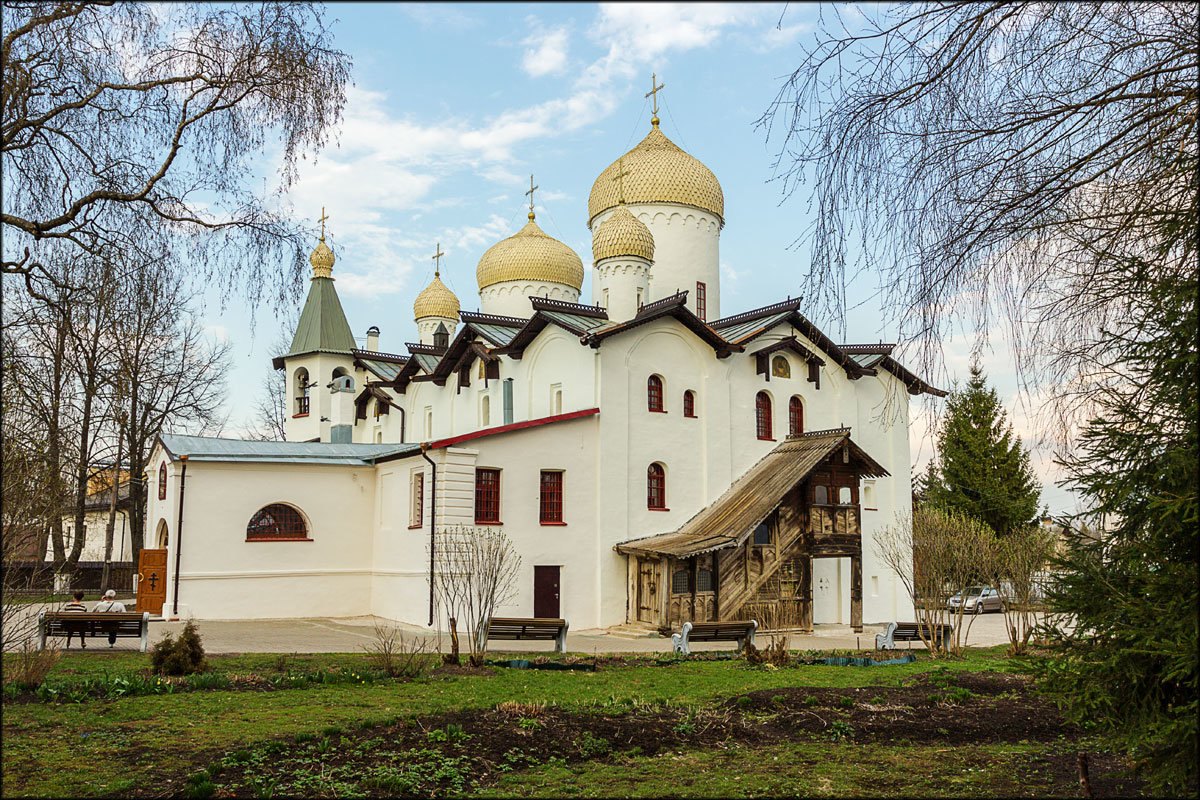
left=671, top=620, right=758, bottom=655
left=38, top=611, right=151, bottom=652
left=479, top=617, right=569, bottom=654
left=875, top=621, right=954, bottom=650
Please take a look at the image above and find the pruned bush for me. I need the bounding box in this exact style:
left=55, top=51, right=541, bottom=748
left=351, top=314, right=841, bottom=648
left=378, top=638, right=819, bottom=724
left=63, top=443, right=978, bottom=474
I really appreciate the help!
left=151, top=620, right=207, bottom=675
left=6, top=641, right=59, bottom=689
left=364, top=623, right=431, bottom=679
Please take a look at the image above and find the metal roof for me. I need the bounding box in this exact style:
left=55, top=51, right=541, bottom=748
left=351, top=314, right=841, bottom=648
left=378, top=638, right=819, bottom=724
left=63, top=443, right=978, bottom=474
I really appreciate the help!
left=157, top=434, right=419, bottom=466
left=287, top=277, right=356, bottom=357
left=358, top=358, right=405, bottom=381
left=412, top=352, right=441, bottom=373
left=540, top=310, right=609, bottom=333
left=615, top=429, right=889, bottom=558
left=713, top=310, right=793, bottom=344
left=470, top=322, right=522, bottom=347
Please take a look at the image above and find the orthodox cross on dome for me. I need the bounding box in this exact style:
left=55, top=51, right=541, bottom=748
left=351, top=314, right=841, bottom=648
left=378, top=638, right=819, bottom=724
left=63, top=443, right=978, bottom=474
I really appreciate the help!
left=318, top=207, right=329, bottom=241
left=431, top=242, right=445, bottom=276
left=612, top=157, right=631, bottom=205
left=645, top=73, right=665, bottom=126
left=525, top=174, right=539, bottom=220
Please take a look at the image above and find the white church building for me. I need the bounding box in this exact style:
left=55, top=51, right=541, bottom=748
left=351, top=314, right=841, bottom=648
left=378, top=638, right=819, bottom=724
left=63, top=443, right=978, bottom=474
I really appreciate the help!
left=142, top=106, right=942, bottom=632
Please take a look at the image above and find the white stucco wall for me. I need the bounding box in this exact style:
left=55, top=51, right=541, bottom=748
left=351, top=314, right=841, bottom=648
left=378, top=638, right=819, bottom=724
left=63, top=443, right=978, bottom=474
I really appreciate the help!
left=591, top=203, right=721, bottom=320
left=478, top=280, right=580, bottom=318
left=149, top=454, right=377, bottom=620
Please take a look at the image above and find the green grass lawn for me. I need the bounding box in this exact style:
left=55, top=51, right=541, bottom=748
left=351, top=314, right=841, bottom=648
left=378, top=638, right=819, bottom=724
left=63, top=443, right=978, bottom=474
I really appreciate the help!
left=1, top=646, right=1143, bottom=798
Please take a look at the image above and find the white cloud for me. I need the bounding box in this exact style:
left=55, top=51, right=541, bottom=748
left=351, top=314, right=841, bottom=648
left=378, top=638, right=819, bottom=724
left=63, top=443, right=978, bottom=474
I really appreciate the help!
left=522, top=24, right=570, bottom=77
left=280, top=5, right=763, bottom=297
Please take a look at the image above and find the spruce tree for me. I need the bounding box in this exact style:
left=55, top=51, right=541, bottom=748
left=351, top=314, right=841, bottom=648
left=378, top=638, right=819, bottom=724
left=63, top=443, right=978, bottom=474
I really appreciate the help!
left=924, top=363, right=1040, bottom=535
left=1035, top=257, right=1198, bottom=794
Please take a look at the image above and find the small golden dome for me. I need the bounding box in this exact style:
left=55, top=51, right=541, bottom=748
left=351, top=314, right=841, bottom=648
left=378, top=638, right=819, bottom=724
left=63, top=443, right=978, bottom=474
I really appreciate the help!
left=592, top=205, right=655, bottom=263
left=588, top=125, right=724, bottom=227
left=309, top=239, right=335, bottom=279
left=476, top=218, right=584, bottom=291
left=413, top=273, right=461, bottom=321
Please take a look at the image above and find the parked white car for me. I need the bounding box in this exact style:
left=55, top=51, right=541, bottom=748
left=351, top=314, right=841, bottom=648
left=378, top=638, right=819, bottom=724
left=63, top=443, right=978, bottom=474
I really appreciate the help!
left=948, top=585, right=1007, bottom=614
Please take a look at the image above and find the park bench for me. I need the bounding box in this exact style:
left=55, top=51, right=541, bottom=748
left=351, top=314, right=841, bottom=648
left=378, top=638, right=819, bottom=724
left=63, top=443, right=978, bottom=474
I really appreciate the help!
left=38, top=611, right=151, bottom=652
left=671, top=620, right=758, bottom=655
left=479, top=617, right=569, bottom=654
left=875, top=621, right=954, bottom=650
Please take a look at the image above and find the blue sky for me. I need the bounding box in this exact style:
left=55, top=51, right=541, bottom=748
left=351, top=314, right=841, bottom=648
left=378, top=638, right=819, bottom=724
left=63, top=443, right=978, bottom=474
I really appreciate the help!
left=200, top=2, right=1074, bottom=513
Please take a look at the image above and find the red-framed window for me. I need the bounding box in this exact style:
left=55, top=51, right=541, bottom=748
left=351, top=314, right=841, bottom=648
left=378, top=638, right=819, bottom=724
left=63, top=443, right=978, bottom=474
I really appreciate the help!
left=246, top=504, right=309, bottom=541
left=696, top=282, right=707, bottom=321
left=539, top=470, right=564, bottom=524
left=647, top=463, right=666, bottom=510
left=789, top=396, right=804, bottom=436
left=647, top=375, right=664, bottom=412
left=683, top=390, right=696, bottom=418
left=475, top=468, right=501, bottom=524
left=158, top=462, right=167, bottom=500
left=756, top=392, right=773, bottom=440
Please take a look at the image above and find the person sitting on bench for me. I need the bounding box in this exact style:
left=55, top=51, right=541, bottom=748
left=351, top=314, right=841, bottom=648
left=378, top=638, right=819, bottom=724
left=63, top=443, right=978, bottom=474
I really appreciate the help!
left=62, top=591, right=88, bottom=649
left=93, top=590, right=127, bottom=647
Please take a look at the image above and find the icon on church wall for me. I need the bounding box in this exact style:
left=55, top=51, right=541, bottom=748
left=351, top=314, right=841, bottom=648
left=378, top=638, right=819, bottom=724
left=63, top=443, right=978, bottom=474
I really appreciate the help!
left=772, top=356, right=791, bottom=378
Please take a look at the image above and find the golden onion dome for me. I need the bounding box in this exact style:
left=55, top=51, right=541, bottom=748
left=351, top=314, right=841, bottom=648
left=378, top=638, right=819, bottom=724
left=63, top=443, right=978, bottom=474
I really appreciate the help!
left=309, top=239, right=335, bottom=278
left=592, top=204, right=655, bottom=263
left=476, top=215, right=585, bottom=291
left=413, top=273, right=461, bottom=321
left=588, top=124, right=724, bottom=227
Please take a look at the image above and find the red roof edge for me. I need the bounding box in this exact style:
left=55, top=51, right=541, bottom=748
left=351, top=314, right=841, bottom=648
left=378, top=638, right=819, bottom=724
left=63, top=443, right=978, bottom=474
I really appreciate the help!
left=428, top=408, right=599, bottom=449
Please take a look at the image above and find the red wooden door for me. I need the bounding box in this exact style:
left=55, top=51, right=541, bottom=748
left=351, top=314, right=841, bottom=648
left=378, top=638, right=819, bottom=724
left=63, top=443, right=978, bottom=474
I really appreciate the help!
left=533, top=566, right=560, bottom=618
left=136, top=548, right=168, bottom=615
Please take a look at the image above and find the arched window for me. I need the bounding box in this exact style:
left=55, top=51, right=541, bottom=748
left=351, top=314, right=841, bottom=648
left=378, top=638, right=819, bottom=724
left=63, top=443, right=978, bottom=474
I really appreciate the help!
left=814, top=485, right=829, bottom=505
left=753, top=522, right=771, bottom=545
left=156, top=519, right=169, bottom=548
left=158, top=462, right=167, bottom=500
left=683, top=390, right=696, bottom=418
left=755, top=392, right=773, bottom=440
left=246, top=504, right=309, bottom=541
left=480, top=395, right=490, bottom=427
left=647, top=375, right=664, bottom=412
left=647, top=463, right=666, bottom=509
left=789, top=396, right=804, bottom=436
left=294, top=368, right=310, bottom=415
left=771, top=355, right=791, bottom=378
left=838, top=486, right=853, bottom=505
left=672, top=569, right=690, bottom=594
left=697, top=568, right=714, bottom=592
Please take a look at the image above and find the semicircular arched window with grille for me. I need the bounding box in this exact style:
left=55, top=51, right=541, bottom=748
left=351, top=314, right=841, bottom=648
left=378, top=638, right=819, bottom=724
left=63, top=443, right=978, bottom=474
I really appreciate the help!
left=246, top=504, right=310, bottom=541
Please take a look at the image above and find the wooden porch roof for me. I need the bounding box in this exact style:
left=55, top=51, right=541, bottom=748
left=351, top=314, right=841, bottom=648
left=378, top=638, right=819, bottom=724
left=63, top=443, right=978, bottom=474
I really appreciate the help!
left=615, top=428, right=889, bottom=558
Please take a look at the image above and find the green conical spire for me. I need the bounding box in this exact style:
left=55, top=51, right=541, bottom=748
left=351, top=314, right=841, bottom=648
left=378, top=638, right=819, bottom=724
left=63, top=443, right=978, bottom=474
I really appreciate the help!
left=287, top=235, right=355, bottom=357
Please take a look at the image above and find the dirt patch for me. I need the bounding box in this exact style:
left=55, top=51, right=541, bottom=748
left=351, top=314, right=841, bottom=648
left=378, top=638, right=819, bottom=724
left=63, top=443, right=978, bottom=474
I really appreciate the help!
left=116, top=670, right=1149, bottom=798
left=730, top=671, right=1071, bottom=744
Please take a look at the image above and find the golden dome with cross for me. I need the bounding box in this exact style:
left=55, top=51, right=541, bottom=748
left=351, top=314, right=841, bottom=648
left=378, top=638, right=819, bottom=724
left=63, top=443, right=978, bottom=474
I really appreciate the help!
left=414, top=243, right=461, bottom=320
left=592, top=204, right=655, bottom=263
left=477, top=178, right=584, bottom=291
left=588, top=124, right=724, bottom=227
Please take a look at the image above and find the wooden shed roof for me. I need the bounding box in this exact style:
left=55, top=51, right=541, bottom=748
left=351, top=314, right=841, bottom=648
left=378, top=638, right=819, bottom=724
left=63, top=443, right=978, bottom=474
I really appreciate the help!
left=615, top=428, right=889, bottom=558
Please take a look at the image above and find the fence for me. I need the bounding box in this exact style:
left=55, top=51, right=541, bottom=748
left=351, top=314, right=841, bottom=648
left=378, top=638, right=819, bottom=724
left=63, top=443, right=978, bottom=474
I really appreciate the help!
left=3, top=561, right=135, bottom=595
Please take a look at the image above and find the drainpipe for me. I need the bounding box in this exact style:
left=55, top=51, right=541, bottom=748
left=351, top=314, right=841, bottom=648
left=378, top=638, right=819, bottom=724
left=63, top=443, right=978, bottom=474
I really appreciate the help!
left=421, top=443, right=437, bottom=626
left=171, top=454, right=188, bottom=618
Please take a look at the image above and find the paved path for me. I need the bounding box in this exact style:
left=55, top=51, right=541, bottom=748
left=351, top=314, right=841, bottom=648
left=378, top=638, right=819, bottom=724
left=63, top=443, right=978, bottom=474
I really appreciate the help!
left=8, top=601, right=1015, bottom=654
left=141, top=613, right=1013, bottom=655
